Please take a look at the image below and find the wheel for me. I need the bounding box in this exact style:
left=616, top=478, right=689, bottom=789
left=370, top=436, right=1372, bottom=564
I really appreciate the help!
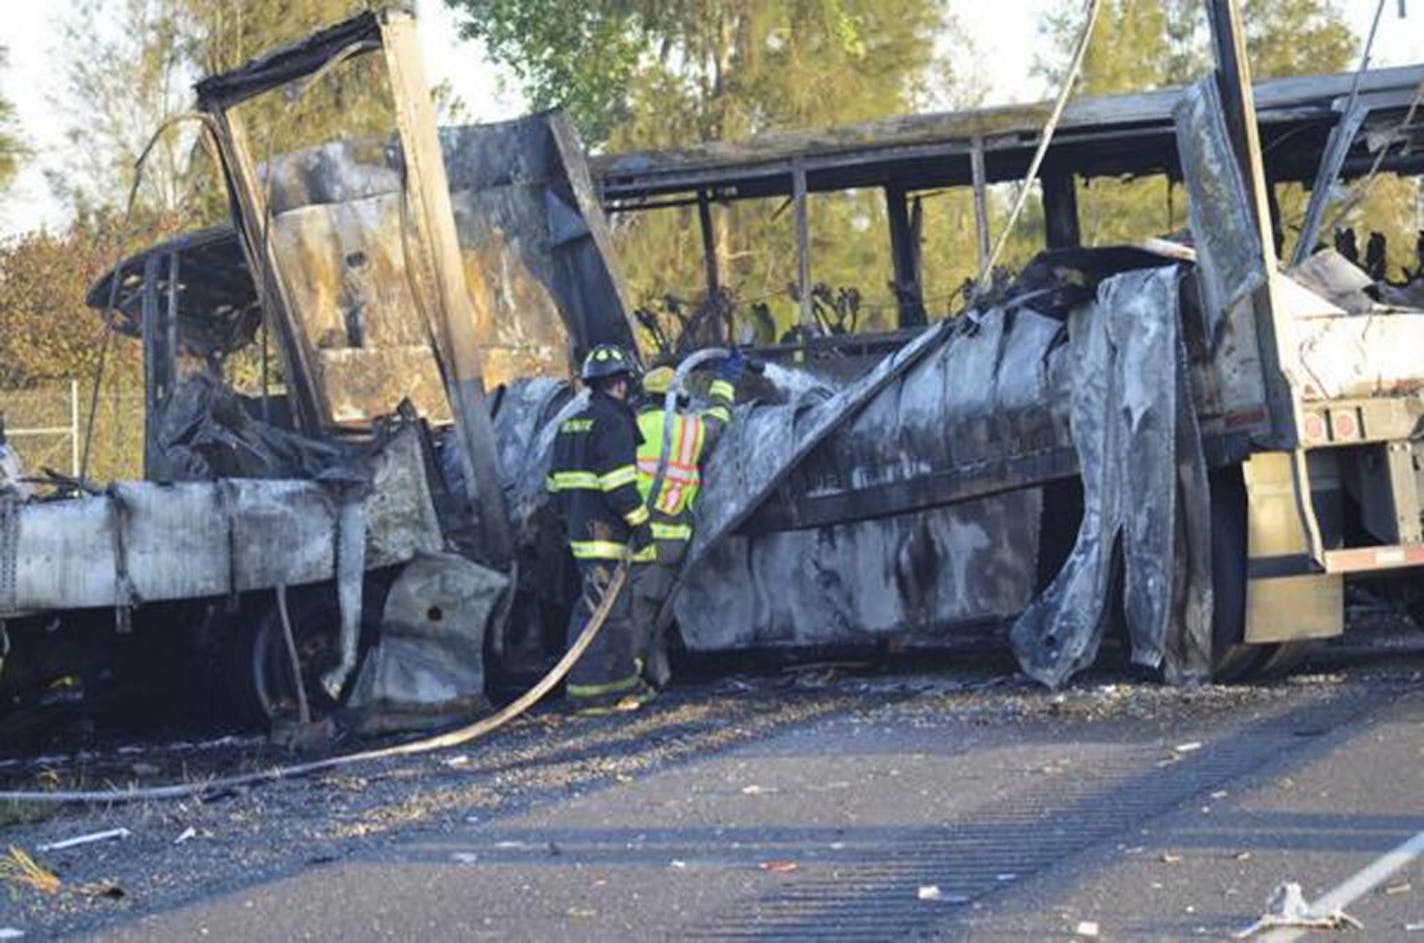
left=1209, top=465, right=1273, bottom=682
left=1253, top=639, right=1317, bottom=679
left=226, top=583, right=386, bottom=726
left=1208, top=466, right=1321, bottom=682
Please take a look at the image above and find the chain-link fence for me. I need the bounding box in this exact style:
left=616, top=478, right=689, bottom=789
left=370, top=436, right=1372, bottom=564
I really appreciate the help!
left=0, top=381, right=145, bottom=484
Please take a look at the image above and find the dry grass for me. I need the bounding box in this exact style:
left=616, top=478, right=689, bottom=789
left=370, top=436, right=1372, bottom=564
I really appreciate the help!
left=0, top=846, right=60, bottom=895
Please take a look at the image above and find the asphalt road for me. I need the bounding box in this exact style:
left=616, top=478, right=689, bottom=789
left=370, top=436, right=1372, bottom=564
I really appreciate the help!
left=91, top=667, right=1424, bottom=942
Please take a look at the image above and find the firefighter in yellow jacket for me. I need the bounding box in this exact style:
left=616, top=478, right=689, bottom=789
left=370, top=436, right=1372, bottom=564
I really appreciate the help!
left=547, top=344, right=657, bottom=715
left=631, top=351, right=745, bottom=686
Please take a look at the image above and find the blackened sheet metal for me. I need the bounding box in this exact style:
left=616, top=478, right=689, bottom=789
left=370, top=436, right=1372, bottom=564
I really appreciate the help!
left=192, top=10, right=385, bottom=110
left=260, top=112, right=632, bottom=386
left=1291, top=101, right=1371, bottom=267
left=1165, top=327, right=1214, bottom=684
left=1174, top=77, right=1267, bottom=346
left=157, top=373, right=358, bottom=481
left=85, top=227, right=261, bottom=358
left=1287, top=249, right=1375, bottom=314
left=756, top=307, right=1072, bottom=532
left=1010, top=266, right=1211, bottom=687
left=493, top=258, right=1209, bottom=683
left=488, top=377, right=576, bottom=531
left=346, top=552, right=506, bottom=734
left=679, top=318, right=957, bottom=585
left=676, top=492, right=1042, bottom=650
left=672, top=304, right=1067, bottom=651
left=4, top=470, right=439, bottom=618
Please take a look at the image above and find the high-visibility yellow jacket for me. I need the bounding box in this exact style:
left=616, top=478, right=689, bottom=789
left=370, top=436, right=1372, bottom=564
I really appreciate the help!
left=634, top=379, right=735, bottom=543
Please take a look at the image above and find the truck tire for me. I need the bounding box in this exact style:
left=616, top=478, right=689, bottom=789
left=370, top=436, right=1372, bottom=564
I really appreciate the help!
left=1253, top=639, right=1317, bottom=678
left=1210, top=466, right=1273, bottom=682
left=225, top=587, right=346, bottom=727
left=1208, top=465, right=1315, bottom=682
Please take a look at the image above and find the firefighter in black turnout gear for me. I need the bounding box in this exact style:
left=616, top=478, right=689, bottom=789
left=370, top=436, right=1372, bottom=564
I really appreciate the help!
left=547, top=344, right=658, bottom=715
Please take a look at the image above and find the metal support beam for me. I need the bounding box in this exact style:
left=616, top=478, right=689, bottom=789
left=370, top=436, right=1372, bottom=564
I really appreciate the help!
left=1041, top=166, right=1081, bottom=249
left=884, top=185, right=925, bottom=327
left=1207, top=0, right=1298, bottom=447
left=792, top=160, right=814, bottom=334
left=140, top=253, right=164, bottom=480
left=380, top=10, right=512, bottom=566
left=204, top=107, right=326, bottom=434
left=1207, top=0, right=1278, bottom=263
left=1263, top=173, right=1285, bottom=257
left=140, top=250, right=181, bottom=481
left=697, top=191, right=720, bottom=297
left=970, top=136, right=991, bottom=272
left=547, top=111, right=642, bottom=353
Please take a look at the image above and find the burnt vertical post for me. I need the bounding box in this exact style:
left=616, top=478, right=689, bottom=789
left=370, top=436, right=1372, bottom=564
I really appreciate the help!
left=792, top=160, right=814, bottom=334
left=165, top=251, right=180, bottom=396
left=140, top=253, right=168, bottom=480
left=1207, top=0, right=1294, bottom=444
left=1041, top=166, right=1081, bottom=249
left=885, top=184, right=926, bottom=327
left=1263, top=172, right=1285, bottom=257
left=1206, top=0, right=1277, bottom=264
left=380, top=9, right=512, bottom=565
left=1208, top=0, right=1319, bottom=560
left=198, top=106, right=325, bottom=434
left=697, top=191, right=720, bottom=297
left=970, top=136, right=991, bottom=273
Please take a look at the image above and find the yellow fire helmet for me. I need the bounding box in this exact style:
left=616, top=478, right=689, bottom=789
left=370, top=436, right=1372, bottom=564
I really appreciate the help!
left=642, top=365, right=676, bottom=396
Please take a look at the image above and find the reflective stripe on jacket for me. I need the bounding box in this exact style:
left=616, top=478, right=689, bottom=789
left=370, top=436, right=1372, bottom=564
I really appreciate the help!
left=636, top=410, right=706, bottom=517
left=633, top=378, right=736, bottom=543
left=547, top=389, right=650, bottom=560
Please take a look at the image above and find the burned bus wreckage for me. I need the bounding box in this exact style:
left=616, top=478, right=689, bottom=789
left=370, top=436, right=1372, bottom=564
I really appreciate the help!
left=2, top=6, right=1424, bottom=734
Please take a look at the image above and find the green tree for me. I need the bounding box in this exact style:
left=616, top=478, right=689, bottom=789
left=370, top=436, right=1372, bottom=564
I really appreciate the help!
left=0, top=45, right=28, bottom=196
left=449, top=0, right=964, bottom=342
left=53, top=0, right=387, bottom=224
left=1241, top=0, right=1355, bottom=81
left=0, top=214, right=160, bottom=480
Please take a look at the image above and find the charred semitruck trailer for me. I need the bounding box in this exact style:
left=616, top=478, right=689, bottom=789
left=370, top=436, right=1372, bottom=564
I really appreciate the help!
left=3, top=5, right=1424, bottom=731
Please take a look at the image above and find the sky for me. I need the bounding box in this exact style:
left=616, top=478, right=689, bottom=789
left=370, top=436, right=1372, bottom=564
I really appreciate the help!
left=2, top=0, right=1422, bottom=240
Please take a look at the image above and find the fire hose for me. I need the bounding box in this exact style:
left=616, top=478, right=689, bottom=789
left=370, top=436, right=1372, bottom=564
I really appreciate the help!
left=0, top=350, right=747, bottom=805
left=0, top=560, right=629, bottom=804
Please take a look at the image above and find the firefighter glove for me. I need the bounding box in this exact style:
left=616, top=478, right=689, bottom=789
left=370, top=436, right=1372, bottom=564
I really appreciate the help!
left=717, top=349, right=748, bottom=383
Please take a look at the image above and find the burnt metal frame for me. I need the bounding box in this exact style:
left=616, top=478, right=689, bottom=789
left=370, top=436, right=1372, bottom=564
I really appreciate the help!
left=593, top=62, right=1424, bottom=333
left=139, top=251, right=180, bottom=480
left=193, top=7, right=512, bottom=565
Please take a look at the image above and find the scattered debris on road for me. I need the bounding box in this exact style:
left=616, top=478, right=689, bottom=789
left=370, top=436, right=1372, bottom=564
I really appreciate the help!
left=36, top=827, right=131, bottom=852
left=1234, top=881, right=1364, bottom=937
left=759, top=860, right=798, bottom=873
